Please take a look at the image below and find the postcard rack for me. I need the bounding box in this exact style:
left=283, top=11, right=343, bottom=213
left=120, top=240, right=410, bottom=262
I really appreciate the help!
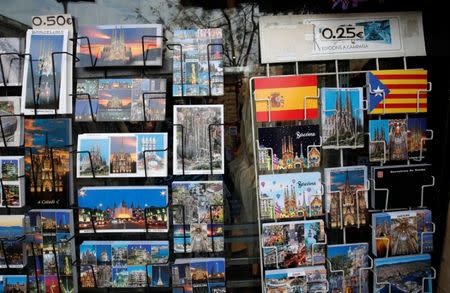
left=249, top=56, right=437, bottom=292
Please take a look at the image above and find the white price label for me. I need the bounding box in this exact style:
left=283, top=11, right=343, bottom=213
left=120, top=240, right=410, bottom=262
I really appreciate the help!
left=32, top=14, right=73, bottom=30
left=318, top=25, right=365, bottom=41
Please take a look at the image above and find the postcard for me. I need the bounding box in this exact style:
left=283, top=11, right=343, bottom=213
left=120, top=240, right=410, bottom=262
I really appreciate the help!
left=78, top=186, right=168, bottom=233
left=370, top=164, right=432, bottom=209
left=173, top=29, right=223, bottom=97
left=24, top=209, right=76, bottom=293
left=173, top=105, right=224, bottom=175
left=372, top=209, right=433, bottom=257
left=0, top=215, right=25, bottom=269
left=265, top=266, right=327, bottom=293
left=322, top=87, right=364, bottom=148
left=172, top=181, right=223, bottom=253
left=408, top=117, right=427, bottom=159
left=254, top=75, right=318, bottom=122
left=374, top=254, right=432, bottom=293
left=0, top=275, right=27, bottom=292
left=75, top=79, right=99, bottom=121
left=327, top=243, right=369, bottom=293
left=0, top=97, right=23, bottom=147
left=77, top=24, right=163, bottom=67
left=172, top=258, right=225, bottom=293
left=21, top=29, right=71, bottom=115
left=24, top=118, right=72, bottom=207
left=80, top=240, right=169, bottom=288
left=77, top=132, right=167, bottom=178
left=258, top=173, right=322, bottom=220
left=367, top=69, right=428, bottom=114
left=97, top=79, right=132, bottom=121
left=258, top=125, right=321, bottom=171
left=0, top=37, right=23, bottom=86
left=0, top=156, right=25, bottom=208
left=262, top=219, right=326, bottom=269
left=325, top=166, right=368, bottom=229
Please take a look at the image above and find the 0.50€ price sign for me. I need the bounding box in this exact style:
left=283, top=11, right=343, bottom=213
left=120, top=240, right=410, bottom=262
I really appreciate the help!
left=32, top=14, right=73, bottom=30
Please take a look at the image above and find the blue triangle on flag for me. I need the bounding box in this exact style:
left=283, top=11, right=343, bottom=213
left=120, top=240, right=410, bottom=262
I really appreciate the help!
left=368, top=72, right=390, bottom=112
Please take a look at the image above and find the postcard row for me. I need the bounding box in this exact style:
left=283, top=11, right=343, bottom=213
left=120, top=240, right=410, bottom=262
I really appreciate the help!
left=254, top=70, right=429, bottom=123
left=257, top=118, right=428, bottom=173
left=75, top=78, right=166, bottom=122
left=259, top=164, right=434, bottom=225
left=264, top=247, right=433, bottom=293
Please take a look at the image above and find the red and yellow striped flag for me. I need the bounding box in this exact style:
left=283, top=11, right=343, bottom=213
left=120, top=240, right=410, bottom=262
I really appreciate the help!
left=254, top=76, right=318, bottom=122
left=368, top=69, right=428, bottom=114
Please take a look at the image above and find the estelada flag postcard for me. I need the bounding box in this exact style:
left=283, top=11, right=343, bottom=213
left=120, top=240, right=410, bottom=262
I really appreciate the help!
left=367, top=69, right=428, bottom=114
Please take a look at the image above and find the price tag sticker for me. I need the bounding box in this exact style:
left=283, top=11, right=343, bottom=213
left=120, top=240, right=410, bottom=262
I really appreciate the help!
left=318, top=25, right=365, bottom=41
left=32, top=14, right=73, bottom=31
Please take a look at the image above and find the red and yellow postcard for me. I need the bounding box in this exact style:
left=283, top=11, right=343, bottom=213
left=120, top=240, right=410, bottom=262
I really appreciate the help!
left=254, top=76, right=318, bottom=122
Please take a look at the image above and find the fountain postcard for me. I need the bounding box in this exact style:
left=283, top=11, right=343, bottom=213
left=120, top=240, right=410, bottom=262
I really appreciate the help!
left=78, top=186, right=168, bottom=233
left=76, top=24, right=163, bottom=67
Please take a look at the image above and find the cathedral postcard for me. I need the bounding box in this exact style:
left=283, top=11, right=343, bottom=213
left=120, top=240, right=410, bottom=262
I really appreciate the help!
left=321, top=87, right=364, bottom=149
left=77, top=133, right=168, bottom=178
left=262, top=220, right=326, bottom=269
left=21, top=29, right=70, bottom=115
left=327, top=243, right=369, bottom=293
left=324, top=166, right=368, bottom=229
left=258, top=172, right=323, bottom=220
left=78, top=186, right=168, bottom=234
left=173, top=105, right=224, bottom=175
left=258, top=125, right=321, bottom=171
left=24, top=118, right=72, bottom=207
left=372, top=209, right=433, bottom=257
left=76, top=24, right=163, bottom=67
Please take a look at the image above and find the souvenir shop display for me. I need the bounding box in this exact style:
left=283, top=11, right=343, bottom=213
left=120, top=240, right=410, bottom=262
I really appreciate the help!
left=0, top=97, right=23, bottom=147
left=0, top=37, right=22, bottom=86
left=77, top=186, right=169, bottom=233
left=171, top=258, right=226, bottom=293
left=254, top=75, right=319, bottom=122
left=172, top=181, right=224, bottom=253
left=258, top=172, right=323, bottom=220
left=0, top=156, right=25, bottom=208
left=172, top=28, right=224, bottom=96
left=0, top=215, right=25, bottom=269
left=76, top=24, right=164, bottom=67
left=77, top=132, right=168, bottom=178
left=257, top=125, right=321, bottom=171
left=79, top=240, right=169, bottom=288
